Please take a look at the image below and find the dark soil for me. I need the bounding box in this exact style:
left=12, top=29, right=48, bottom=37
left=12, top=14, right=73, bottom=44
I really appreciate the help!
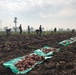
left=0, top=32, right=76, bottom=75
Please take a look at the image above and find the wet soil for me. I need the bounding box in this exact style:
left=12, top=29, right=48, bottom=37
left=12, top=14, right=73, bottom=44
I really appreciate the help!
left=0, top=32, right=76, bottom=75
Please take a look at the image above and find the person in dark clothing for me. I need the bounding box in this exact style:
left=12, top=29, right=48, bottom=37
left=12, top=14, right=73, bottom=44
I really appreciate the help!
left=54, top=27, right=57, bottom=33
left=39, top=25, right=42, bottom=34
left=28, top=25, right=30, bottom=34
left=36, top=29, right=40, bottom=35
left=72, top=29, right=75, bottom=33
left=19, top=24, right=22, bottom=34
left=6, top=29, right=11, bottom=36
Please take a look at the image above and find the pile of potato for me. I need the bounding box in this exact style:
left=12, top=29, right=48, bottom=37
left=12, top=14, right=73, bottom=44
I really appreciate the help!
left=15, top=54, right=44, bottom=71
left=42, top=48, right=57, bottom=54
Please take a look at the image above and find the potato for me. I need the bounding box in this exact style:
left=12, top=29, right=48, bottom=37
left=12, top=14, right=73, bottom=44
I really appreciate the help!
left=15, top=54, right=45, bottom=71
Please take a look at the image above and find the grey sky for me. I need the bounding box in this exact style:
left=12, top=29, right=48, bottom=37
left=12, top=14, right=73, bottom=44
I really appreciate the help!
left=0, top=0, right=76, bottom=30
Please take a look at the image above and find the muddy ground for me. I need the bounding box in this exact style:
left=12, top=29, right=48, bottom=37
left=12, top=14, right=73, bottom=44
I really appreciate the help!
left=0, top=32, right=76, bottom=75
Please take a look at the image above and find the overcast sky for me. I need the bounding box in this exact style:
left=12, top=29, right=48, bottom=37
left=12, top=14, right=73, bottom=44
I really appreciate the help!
left=0, top=0, right=76, bottom=30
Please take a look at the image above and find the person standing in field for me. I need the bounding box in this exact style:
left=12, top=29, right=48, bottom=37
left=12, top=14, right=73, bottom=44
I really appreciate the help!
left=54, top=27, right=57, bottom=33
left=19, top=24, right=22, bottom=34
left=28, top=25, right=30, bottom=34
left=39, top=25, right=42, bottom=35
left=72, top=29, right=75, bottom=33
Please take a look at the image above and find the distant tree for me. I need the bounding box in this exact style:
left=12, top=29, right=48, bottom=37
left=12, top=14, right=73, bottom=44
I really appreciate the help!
left=58, top=28, right=65, bottom=31
left=4, top=26, right=8, bottom=31
left=50, top=28, right=53, bottom=31
left=13, top=26, right=16, bottom=31
left=42, top=27, right=45, bottom=31
left=30, top=27, right=34, bottom=32
left=66, top=28, right=71, bottom=31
